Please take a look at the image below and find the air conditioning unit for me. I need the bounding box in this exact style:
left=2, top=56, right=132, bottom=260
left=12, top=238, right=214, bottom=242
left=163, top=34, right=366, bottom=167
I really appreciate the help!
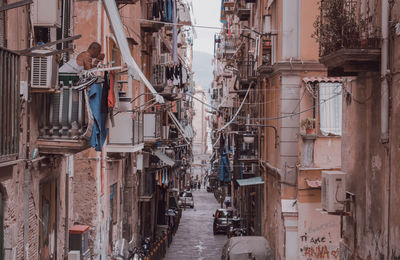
left=31, top=0, right=61, bottom=27
left=321, top=171, right=346, bottom=213
left=263, top=15, right=272, bottom=34
left=109, top=112, right=134, bottom=145
left=160, top=53, right=171, bottom=65
left=143, top=112, right=161, bottom=142
left=31, top=50, right=58, bottom=89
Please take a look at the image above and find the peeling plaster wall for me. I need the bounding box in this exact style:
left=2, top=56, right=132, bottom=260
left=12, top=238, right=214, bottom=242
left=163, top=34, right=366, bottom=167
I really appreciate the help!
left=341, top=73, right=388, bottom=259
left=388, top=1, right=400, bottom=258
left=263, top=171, right=285, bottom=260
left=298, top=202, right=340, bottom=259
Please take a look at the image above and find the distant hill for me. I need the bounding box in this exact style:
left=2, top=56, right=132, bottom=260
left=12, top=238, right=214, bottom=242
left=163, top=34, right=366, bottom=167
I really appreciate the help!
left=193, top=51, right=214, bottom=95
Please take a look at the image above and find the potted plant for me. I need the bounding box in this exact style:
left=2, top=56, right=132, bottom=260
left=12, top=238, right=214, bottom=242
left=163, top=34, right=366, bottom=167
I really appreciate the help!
left=301, top=117, right=316, bottom=135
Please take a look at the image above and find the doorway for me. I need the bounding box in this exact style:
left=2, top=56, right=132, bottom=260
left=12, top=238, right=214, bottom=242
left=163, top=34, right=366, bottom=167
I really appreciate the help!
left=39, top=180, right=57, bottom=260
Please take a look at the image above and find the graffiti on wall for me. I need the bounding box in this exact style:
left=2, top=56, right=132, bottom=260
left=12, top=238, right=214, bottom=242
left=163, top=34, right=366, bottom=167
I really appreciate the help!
left=299, top=222, right=340, bottom=259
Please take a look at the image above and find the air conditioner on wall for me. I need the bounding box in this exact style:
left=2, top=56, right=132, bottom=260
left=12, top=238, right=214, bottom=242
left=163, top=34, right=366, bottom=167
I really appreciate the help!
left=31, top=50, right=58, bottom=89
left=321, top=171, right=347, bottom=213
left=160, top=53, right=171, bottom=65
left=31, top=0, right=61, bottom=27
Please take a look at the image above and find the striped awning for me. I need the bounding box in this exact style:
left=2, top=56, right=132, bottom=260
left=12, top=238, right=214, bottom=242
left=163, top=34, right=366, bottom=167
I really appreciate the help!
left=237, top=176, right=264, bottom=186
left=302, top=77, right=343, bottom=83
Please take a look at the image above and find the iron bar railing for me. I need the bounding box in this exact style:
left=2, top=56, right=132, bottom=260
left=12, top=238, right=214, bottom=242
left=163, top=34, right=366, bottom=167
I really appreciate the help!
left=0, top=47, right=20, bottom=162
left=38, top=82, right=87, bottom=139
left=317, top=0, right=381, bottom=57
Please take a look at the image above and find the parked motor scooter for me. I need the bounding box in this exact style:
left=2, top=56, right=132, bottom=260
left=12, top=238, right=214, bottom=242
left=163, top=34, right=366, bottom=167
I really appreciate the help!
left=227, top=217, right=248, bottom=238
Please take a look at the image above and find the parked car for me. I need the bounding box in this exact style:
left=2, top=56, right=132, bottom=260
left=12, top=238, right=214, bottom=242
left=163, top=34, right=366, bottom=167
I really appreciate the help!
left=221, top=236, right=275, bottom=260
left=178, top=191, right=194, bottom=208
left=213, top=209, right=233, bottom=235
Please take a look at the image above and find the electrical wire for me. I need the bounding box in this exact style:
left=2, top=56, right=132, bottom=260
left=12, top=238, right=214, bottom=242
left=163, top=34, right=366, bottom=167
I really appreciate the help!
left=217, top=82, right=253, bottom=132
left=185, top=90, right=342, bottom=121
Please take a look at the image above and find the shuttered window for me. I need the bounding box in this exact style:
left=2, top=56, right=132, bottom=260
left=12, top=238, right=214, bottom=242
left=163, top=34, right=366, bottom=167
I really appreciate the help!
left=0, top=0, right=5, bottom=47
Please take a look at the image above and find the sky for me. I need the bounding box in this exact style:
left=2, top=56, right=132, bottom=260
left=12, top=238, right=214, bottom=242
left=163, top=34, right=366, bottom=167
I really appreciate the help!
left=192, top=0, right=222, bottom=55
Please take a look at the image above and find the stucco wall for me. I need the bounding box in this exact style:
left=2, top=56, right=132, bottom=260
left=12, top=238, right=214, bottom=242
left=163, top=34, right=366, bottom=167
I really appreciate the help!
left=298, top=202, right=340, bottom=259
left=341, top=73, right=388, bottom=259
left=313, top=137, right=341, bottom=168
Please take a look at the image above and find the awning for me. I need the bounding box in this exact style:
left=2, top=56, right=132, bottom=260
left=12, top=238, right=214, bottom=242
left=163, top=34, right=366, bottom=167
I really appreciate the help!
left=154, top=149, right=175, bottom=167
left=236, top=176, right=264, bottom=186
left=104, top=143, right=144, bottom=153
left=102, top=0, right=164, bottom=104
left=184, top=125, right=195, bottom=139
left=302, top=77, right=343, bottom=84
left=168, top=111, right=190, bottom=144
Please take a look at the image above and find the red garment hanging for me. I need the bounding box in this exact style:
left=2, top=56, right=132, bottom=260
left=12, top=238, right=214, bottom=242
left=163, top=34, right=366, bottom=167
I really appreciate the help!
left=108, top=71, right=116, bottom=108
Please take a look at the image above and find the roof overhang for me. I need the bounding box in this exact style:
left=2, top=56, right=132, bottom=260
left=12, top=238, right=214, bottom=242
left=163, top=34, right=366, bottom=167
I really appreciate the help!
left=153, top=149, right=175, bottom=167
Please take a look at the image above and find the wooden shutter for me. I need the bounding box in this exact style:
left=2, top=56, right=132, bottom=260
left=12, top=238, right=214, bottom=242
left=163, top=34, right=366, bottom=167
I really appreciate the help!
left=0, top=0, right=5, bottom=47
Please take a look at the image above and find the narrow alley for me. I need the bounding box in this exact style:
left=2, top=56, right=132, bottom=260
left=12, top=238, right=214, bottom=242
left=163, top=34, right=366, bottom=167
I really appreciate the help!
left=165, top=189, right=227, bottom=260
left=1, top=0, right=400, bottom=259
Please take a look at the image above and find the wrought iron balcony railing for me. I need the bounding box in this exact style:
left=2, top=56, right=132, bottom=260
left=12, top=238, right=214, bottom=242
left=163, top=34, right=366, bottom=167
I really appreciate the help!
left=37, top=80, right=90, bottom=154
left=316, top=0, right=380, bottom=57
left=0, top=47, right=20, bottom=163
left=140, top=0, right=165, bottom=32
left=238, top=58, right=257, bottom=82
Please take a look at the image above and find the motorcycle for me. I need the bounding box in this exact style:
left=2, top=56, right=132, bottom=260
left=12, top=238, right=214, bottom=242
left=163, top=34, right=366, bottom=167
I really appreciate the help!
left=226, top=217, right=248, bottom=238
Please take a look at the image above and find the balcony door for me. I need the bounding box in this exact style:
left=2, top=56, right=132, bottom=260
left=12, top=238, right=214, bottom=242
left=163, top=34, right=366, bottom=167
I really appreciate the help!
left=39, top=180, right=57, bottom=260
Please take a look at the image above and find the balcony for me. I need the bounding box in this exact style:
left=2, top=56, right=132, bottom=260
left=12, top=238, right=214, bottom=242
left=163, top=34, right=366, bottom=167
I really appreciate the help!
left=223, top=39, right=236, bottom=58
left=257, top=42, right=273, bottom=75
left=139, top=170, right=155, bottom=200
left=151, top=65, right=166, bottom=92
left=236, top=1, right=251, bottom=21
left=223, top=0, right=235, bottom=14
left=0, top=47, right=20, bottom=163
left=141, top=112, right=161, bottom=144
left=238, top=58, right=257, bottom=84
left=140, top=1, right=164, bottom=32
left=238, top=135, right=258, bottom=162
left=316, top=0, right=381, bottom=75
left=37, top=80, right=90, bottom=154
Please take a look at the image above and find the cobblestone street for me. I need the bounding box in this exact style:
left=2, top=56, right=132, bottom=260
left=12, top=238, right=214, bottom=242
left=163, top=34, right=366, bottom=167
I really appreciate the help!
left=165, top=188, right=227, bottom=260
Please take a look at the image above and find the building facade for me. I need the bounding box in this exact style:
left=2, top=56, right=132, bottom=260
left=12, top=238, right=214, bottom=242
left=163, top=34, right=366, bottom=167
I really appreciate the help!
left=211, top=0, right=345, bottom=259
left=0, top=0, right=194, bottom=259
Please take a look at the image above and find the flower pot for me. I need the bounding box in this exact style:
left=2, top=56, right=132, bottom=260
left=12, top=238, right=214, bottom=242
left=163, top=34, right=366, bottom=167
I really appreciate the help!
left=243, top=135, right=255, bottom=144
left=306, top=128, right=316, bottom=135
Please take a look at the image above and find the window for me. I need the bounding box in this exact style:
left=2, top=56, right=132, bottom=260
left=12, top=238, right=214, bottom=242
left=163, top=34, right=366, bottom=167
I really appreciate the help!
left=0, top=47, right=20, bottom=162
left=319, top=83, right=342, bottom=136
left=110, top=183, right=118, bottom=224
left=0, top=0, right=5, bottom=47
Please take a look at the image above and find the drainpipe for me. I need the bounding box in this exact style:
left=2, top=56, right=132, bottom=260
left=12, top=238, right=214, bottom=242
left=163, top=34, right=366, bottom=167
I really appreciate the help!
left=381, top=0, right=391, bottom=258
left=172, top=0, right=178, bottom=64
left=24, top=4, right=32, bottom=258
left=381, top=0, right=389, bottom=143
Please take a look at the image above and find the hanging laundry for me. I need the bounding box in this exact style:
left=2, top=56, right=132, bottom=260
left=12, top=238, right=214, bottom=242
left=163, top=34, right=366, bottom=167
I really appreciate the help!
left=89, top=83, right=108, bottom=151
left=100, top=71, right=110, bottom=114
left=108, top=70, right=116, bottom=108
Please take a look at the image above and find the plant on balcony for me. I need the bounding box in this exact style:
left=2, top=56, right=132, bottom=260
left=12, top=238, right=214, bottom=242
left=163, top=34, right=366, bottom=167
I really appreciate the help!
left=301, top=117, right=316, bottom=135
left=312, top=0, right=379, bottom=57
